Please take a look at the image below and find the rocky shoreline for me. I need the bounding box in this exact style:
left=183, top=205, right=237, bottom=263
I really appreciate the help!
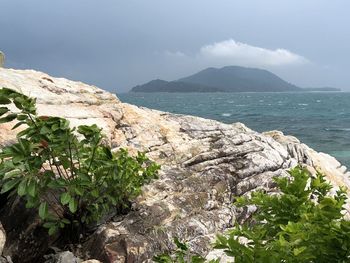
left=0, top=68, right=349, bottom=262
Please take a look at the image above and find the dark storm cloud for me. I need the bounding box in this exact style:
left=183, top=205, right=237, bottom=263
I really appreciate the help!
left=1, top=0, right=350, bottom=92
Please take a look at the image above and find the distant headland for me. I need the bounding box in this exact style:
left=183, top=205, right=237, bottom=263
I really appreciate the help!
left=130, top=66, right=341, bottom=93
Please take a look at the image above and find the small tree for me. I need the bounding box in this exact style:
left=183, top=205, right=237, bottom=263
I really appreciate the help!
left=214, top=166, right=350, bottom=263
left=0, top=87, right=160, bottom=238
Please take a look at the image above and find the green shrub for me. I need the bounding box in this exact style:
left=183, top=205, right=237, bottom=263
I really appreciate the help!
left=0, top=87, right=160, bottom=237
left=214, top=166, right=350, bottom=263
left=153, top=237, right=219, bottom=263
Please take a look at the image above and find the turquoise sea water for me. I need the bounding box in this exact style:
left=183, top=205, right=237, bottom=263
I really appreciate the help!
left=118, top=92, right=350, bottom=168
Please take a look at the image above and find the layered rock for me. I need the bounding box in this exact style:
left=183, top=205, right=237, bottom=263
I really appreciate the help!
left=0, top=68, right=349, bottom=262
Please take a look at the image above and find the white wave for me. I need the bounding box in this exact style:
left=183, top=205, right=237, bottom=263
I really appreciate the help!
left=221, top=113, right=232, bottom=117
left=325, top=128, right=350, bottom=132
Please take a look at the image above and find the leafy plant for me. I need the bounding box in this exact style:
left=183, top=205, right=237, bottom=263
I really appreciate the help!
left=214, top=166, right=350, bottom=263
left=0, top=87, right=160, bottom=238
left=153, top=237, right=219, bottom=263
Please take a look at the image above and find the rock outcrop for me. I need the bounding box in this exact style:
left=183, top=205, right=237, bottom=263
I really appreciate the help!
left=0, top=68, right=349, bottom=262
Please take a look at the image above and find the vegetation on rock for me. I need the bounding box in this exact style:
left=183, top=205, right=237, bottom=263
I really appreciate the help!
left=156, top=167, right=350, bottom=262
left=153, top=237, right=219, bottom=263
left=0, top=87, right=160, bottom=238
left=214, top=166, right=350, bottom=262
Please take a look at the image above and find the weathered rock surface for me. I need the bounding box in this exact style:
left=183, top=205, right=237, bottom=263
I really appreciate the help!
left=0, top=68, right=349, bottom=262
left=44, top=251, right=81, bottom=263
left=0, top=223, right=5, bottom=256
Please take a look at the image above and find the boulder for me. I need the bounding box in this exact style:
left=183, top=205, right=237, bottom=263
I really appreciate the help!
left=0, top=68, right=349, bottom=262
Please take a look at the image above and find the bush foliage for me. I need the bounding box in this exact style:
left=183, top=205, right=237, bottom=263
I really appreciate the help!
left=214, top=166, right=350, bottom=263
left=0, top=88, right=160, bottom=236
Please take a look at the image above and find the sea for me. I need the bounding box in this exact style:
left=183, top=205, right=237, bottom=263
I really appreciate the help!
left=118, top=92, right=350, bottom=168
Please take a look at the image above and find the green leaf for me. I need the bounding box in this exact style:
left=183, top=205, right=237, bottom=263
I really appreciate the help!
left=1, top=178, right=20, bottom=193
left=91, top=189, right=99, bottom=198
left=61, top=218, right=71, bottom=225
left=216, top=234, right=228, bottom=246
left=74, top=187, right=84, bottom=196
left=0, top=113, right=17, bottom=124
left=0, top=96, right=11, bottom=104
left=0, top=88, right=20, bottom=97
left=12, top=121, right=26, bottom=130
left=0, top=107, right=9, bottom=116
left=39, top=126, right=51, bottom=135
left=68, top=198, right=78, bottom=213
left=16, top=114, right=28, bottom=121
left=103, top=146, right=113, bottom=159
left=13, top=97, right=24, bottom=110
left=27, top=180, right=37, bottom=197
left=293, top=246, right=307, bottom=256
left=39, top=202, right=48, bottom=220
left=60, top=192, right=71, bottom=205
left=191, top=256, right=206, bottom=263
left=48, top=225, right=58, bottom=236
left=47, top=180, right=60, bottom=189
left=17, top=179, right=27, bottom=196
left=25, top=199, right=37, bottom=208
left=3, top=169, right=21, bottom=180
left=153, top=254, right=173, bottom=263
left=43, top=222, right=56, bottom=229
left=174, top=237, right=188, bottom=251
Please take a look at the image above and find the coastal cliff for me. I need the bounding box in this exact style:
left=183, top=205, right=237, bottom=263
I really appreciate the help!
left=0, top=68, right=349, bottom=262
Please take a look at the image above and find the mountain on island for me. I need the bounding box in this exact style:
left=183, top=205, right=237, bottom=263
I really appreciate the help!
left=131, top=79, right=224, bottom=93
left=130, top=66, right=303, bottom=92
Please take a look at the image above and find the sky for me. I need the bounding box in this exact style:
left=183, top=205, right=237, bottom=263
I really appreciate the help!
left=1, top=0, right=350, bottom=92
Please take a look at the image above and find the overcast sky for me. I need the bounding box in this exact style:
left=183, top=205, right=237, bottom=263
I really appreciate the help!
left=1, top=0, right=350, bottom=92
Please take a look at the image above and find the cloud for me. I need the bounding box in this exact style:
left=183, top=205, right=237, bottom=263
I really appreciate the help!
left=199, top=39, right=308, bottom=66
left=163, top=39, right=308, bottom=69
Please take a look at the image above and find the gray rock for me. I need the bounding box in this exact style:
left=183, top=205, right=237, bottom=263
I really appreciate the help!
left=44, top=251, right=81, bottom=263
left=0, top=256, right=13, bottom=263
